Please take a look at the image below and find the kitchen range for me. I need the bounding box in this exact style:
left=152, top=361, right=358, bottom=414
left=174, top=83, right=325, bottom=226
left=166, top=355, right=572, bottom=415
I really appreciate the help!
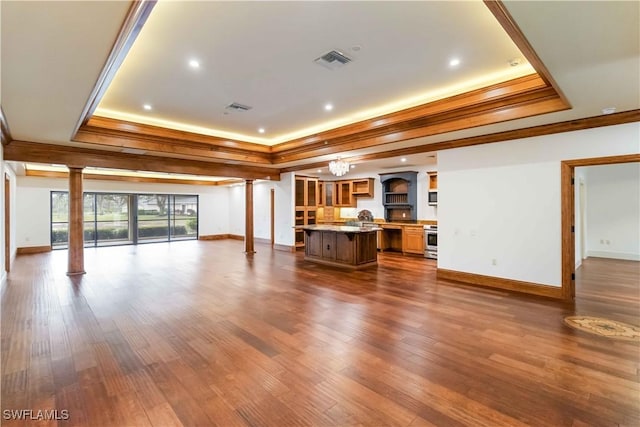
left=424, top=225, right=437, bottom=259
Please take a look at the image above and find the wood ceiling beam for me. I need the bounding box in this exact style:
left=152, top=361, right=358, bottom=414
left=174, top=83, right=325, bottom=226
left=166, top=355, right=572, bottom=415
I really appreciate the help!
left=4, top=141, right=280, bottom=181
left=76, top=116, right=272, bottom=164
left=274, top=86, right=568, bottom=163
left=280, top=110, right=640, bottom=173
left=25, top=169, right=242, bottom=186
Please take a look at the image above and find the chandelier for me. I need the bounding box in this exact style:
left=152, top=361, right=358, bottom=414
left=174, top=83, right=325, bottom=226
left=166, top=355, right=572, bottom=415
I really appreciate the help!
left=328, top=157, right=350, bottom=176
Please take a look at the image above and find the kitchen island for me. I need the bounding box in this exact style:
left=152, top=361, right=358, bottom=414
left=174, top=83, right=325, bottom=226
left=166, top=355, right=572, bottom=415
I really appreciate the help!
left=302, top=225, right=381, bottom=269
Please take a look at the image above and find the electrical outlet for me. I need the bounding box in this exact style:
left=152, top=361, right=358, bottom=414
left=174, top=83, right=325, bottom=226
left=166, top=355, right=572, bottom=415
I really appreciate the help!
left=600, top=239, right=604, bottom=244
left=606, top=240, right=610, bottom=245
left=491, top=258, right=497, bottom=266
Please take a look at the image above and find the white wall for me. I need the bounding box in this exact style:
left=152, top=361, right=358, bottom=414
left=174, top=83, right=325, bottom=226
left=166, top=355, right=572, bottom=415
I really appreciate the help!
left=584, top=163, right=640, bottom=260
left=274, top=172, right=294, bottom=247
left=438, top=122, right=640, bottom=287
left=15, top=176, right=230, bottom=248
left=1, top=159, right=18, bottom=280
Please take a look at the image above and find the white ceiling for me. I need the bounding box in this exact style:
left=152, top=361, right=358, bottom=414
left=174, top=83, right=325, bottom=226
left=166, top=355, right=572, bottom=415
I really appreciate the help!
left=1, top=0, right=639, bottom=176
left=95, top=0, right=532, bottom=144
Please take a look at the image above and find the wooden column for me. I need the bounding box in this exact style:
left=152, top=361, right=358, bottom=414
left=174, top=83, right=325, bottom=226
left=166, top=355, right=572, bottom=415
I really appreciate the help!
left=67, top=167, right=85, bottom=275
left=245, top=179, right=255, bottom=254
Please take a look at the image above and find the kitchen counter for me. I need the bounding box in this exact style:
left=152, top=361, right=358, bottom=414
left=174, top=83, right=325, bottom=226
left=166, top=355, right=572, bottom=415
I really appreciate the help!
left=302, top=225, right=379, bottom=269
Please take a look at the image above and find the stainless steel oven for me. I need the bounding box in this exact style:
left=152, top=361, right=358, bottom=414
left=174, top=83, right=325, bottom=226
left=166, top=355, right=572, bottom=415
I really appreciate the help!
left=424, top=225, right=437, bottom=259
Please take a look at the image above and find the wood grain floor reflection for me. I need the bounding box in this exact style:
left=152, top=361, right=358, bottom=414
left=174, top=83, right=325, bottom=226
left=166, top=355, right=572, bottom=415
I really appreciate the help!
left=1, top=241, right=638, bottom=426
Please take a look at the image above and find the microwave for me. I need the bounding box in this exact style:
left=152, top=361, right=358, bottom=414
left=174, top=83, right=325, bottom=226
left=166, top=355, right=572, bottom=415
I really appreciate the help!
left=428, top=190, right=437, bottom=206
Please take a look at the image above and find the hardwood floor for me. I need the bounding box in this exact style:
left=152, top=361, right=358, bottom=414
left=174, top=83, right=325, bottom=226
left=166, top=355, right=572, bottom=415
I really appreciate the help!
left=1, top=241, right=638, bottom=426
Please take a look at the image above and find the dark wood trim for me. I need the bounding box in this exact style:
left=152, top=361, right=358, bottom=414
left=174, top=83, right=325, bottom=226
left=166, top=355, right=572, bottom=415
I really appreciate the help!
left=483, top=0, right=570, bottom=107
left=4, top=174, right=10, bottom=272
left=73, top=1, right=157, bottom=134
left=273, top=80, right=568, bottom=163
left=560, top=154, right=640, bottom=301
left=76, top=116, right=272, bottom=164
left=281, top=110, right=640, bottom=173
left=17, top=246, right=52, bottom=255
left=4, top=141, right=281, bottom=181
left=273, top=243, right=295, bottom=253
left=199, top=234, right=233, bottom=241
left=25, top=169, right=237, bottom=186
left=1, top=106, right=12, bottom=145
left=563, top=153, right=640, bottom=167
left=436, top=268, right=564, bottom=299
left=229, top=234, right=244, bottom=241
left=273, top=74, right=548, bottom=153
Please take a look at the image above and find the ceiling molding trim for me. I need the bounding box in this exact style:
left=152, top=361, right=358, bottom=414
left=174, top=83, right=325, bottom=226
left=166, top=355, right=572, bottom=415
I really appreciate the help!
left=274, top=87, right=568, bottom=163
left=5, top=141, right=281, bottom=181
left=76, top=119, right=272, bottom=165
left=271, top=74, right=548, bottom=154
left=483, top=0, right=571, bottom=108
left=280, top=109, right=640, bottom=173
left=82, top=116, right=272, bottom=153
left=71, top=0, right=158, bottom=137
left=25, top=169, right=243, bottom=186
left=78, top=75, right=568, bottom=165
left=1, top=106, right=13, bottom=145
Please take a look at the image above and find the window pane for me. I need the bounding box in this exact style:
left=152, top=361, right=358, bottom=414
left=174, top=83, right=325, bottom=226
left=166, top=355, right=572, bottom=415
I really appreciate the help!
left=171, top=195, right=198, bottom=239
left=84, top=194, right=96, bottom=246
left=51, top=192, right=69, bottom=247
left=96, top=194, right=131, bottom=246
left=138, top=194, right=169, bottom=242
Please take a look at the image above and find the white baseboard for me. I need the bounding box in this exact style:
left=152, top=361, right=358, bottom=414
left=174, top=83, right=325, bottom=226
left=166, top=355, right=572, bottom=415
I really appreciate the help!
left=586, top=250, right=640, bottom=261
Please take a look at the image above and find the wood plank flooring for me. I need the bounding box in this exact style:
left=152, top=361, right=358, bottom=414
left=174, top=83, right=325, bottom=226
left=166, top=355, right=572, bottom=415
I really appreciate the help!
left=1, top=241, right=639, bottom=426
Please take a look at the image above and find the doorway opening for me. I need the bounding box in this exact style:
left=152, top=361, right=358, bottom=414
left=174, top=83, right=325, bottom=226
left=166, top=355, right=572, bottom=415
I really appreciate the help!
left=560, top=154, right=640, bottom=300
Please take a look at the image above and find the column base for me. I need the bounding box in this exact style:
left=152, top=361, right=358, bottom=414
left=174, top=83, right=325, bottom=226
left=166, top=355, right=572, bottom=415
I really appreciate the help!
left=66, top=271, right=86, bottom=276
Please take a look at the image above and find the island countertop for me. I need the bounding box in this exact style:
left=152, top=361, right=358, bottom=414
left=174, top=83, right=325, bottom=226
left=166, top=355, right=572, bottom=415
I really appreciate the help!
left=300, top=224, right=382, bottom=233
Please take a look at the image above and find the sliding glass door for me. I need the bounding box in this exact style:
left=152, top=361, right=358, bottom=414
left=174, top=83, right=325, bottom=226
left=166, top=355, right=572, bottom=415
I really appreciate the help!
left=51, top=191, right=198, bottom=248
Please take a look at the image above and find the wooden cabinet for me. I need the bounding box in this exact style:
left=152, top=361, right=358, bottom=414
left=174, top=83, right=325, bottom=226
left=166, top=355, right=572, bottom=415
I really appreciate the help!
left=304, top=227, right=378, bottom=269
left=319, top=181, right=335, bottom=207
left=336, top=181, right=355, bottom=207
left=427, top=172, right=437, bottom=190
left=295, top=176, right=318, bottom=208
left=294, top=176, right=319, bottom=248
left=319, top=178, right=374, bottom=208
left=352, top=178, right=374, bottom=197
left=403, top=225, right=424, bottom=255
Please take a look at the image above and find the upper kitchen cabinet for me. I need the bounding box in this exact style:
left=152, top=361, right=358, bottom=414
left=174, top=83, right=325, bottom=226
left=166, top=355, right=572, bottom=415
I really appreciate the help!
left=319, top=181, right=335, bottom=207
left=352, top=178, right=374, bottom=197
left=295, top=176, right=318, bottom=208
left=336, top=181, right=355, bottom=207
left=427, top=172, right=437, bottom=190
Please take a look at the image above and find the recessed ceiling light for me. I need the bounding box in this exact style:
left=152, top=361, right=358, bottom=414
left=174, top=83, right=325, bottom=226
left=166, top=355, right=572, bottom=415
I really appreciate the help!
left=258, top=127, right=265, bottom=134
left=601, top=107, right=616, bottom=115
left=351, top=165, right=355, bottom=169
left=508, top=58, right=522, bottom=67
left=317, top=169, right=322, bottom=173
left=189, top=59, right=200, bottom=69
left=401, top=158, right=407, bottom=162
left=143, top=104, right=152, bottom=111
left=324, top=103, right=333, bottom=111
left=449, top=58, right=461, bottom=67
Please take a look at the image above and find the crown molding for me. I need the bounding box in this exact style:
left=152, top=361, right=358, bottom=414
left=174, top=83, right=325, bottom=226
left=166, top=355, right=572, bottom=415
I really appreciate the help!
left=4, top=141, right=280, bottom=181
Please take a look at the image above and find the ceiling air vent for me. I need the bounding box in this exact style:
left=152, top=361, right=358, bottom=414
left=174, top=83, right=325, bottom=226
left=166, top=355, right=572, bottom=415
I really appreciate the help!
left=225, top=102, right=252, bottom=113
left=314, top=49, right=352, bottom=70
